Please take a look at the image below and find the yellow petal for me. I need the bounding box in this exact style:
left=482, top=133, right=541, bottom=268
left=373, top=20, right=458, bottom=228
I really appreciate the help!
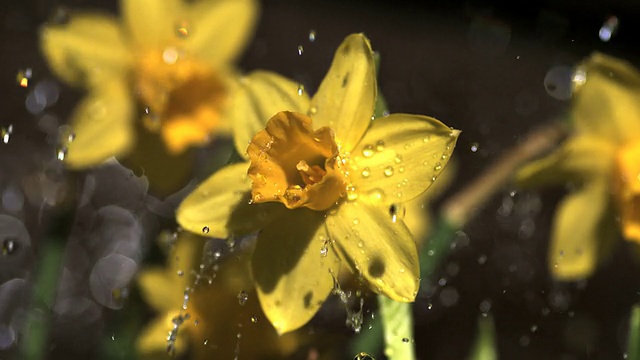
left=176, top=163, right=284, bottom=238
left=137, top=312, right=189, bottom=357
left=65, top=78, right=134, bottom=168
left=137, top=268, right=181, bottom=311
left=121, top=0, right=180, bottom=49
left=229, top=71, right=311, bottom=158
left=40, top=13, right=131, bottom=86
left=549, top=180, right=615, bottom=280
left=326, top=200, right=419, bottom=302
left=403, top=158, right=457, bottom=243
left=517, top=135, right=615, bottom=189
left=252, top=209, right=339, bottom=334
left=573, top=53, right=640, bottom=142
left=137, top=233, right=202, bottom=311
left=310, top=33, right=376, bottom=151
left=350, top=114, right=459, bottom=204
left=184, top=0, right=259, bottom=68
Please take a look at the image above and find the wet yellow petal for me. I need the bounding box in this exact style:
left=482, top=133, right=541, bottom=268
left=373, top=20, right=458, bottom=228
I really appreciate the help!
left=176, top=163, right=284, bottom=238
left=310, top=33, right=376, bottom=151
left=184, top=0, right=258, bottom=67
left=350, top=114, right=459, bottom=204
left=137, top=312, right=189, bottom=358
left=549, top=180, right=615, bottom=280
left=40, top=13, right=131, bottom=86
left=229, top=71, right=310, bottom=158
left=121, top=0, right=180, bottom=49
left=573, top=53, right=640, bottom=142
left=65, top=78, right=134, bottom=168
left=326, top=200, right=419, bottom=302
left=251, top=209, right=340, bottom=334
left=517, top=135, right=615, bottom=189
left=403, top=158, right=457, bottom=243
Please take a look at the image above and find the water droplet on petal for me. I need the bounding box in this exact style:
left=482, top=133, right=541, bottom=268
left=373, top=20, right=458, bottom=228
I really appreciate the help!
left=389, top=204, right=405, bottom=223
left=383, top=166, right=394, bottom=177
left=361, top=167, right=371, bottom=178
left=362, top=145, right=375, bottom=158
left=175, top=22, right=190, bottom=38
left=375, top=140, right=385, bottom=152
left=202, top=226, right=209, bottom=234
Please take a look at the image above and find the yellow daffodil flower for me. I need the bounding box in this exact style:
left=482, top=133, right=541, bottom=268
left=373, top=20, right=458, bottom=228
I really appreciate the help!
left=517, top=53, right=640, bottom=280
left=136, top=233, right=303, bottom=359
left=177, top=33, right=460, bottom=333
left=40, top=0, right=257, bottom=168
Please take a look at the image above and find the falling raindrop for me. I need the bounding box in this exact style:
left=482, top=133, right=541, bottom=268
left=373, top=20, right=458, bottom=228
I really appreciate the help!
left=56, top=146, right=67, bottom=161
left=308, top=30, right=316, bottom=42
left=470, top=142, right=479, bottom=152
left=237, top=290, right=248, bottom=305
left=2, top=238, right=17, bottom=255
left=297, top=45, right=304, bottom=55
left=16, top=69, right=31, bottom=88
left=1, top=125, right=13, bottom=144
left=599, top=16, right=619, bottom=42
left=297, top=84, right=305, bottom=96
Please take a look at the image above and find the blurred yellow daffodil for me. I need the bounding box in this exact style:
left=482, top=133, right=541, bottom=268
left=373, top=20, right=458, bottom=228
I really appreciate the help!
left=176, top=34, right=460, bottom=333
left=40, top=0, right=257, bottom=168
left=518, top=53, right=640, bottom=280
left=136, top=233, right=303, bottom=359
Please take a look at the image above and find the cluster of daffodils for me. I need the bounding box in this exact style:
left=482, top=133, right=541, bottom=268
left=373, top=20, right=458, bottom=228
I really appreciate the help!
left=39, top=0, right=461, bottom=355
left=518, top=53, right=640, bottom=280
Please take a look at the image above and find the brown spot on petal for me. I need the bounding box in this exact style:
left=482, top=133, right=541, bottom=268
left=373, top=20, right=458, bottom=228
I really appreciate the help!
left=247, top=111, right=349, bottom=211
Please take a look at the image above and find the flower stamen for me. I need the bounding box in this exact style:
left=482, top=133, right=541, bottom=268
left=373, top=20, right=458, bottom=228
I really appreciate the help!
left=247, top=111, right=349, bottom=211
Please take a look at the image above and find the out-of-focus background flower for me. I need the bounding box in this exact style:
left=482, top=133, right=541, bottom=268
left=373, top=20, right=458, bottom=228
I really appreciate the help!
left=3, top=0, right=640, bottom=359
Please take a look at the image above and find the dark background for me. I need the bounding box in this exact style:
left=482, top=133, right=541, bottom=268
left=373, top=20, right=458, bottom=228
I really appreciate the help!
left=3, top=0, right=640, bottom=359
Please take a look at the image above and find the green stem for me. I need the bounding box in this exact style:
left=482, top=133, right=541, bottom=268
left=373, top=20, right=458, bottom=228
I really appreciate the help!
left=469, top=316, right=497, bottom=360
left=628, top=304, right=640, bottom=360
left=378, top=295, right=416, bottom=360
left=20, top=207, right=74, bottom=360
